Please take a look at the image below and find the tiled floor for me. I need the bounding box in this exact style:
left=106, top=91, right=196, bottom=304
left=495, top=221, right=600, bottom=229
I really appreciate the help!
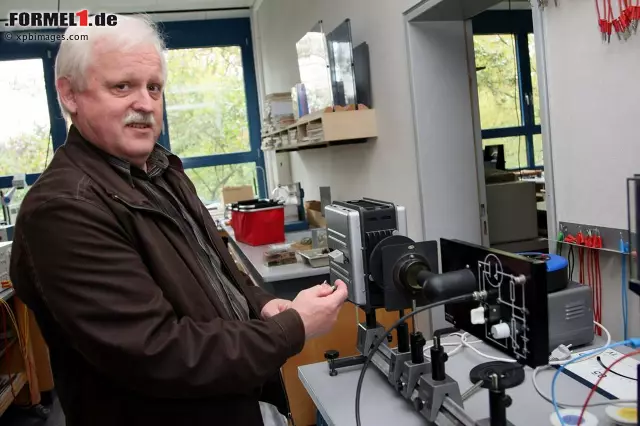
left=0, top=393, right=65, bottom=426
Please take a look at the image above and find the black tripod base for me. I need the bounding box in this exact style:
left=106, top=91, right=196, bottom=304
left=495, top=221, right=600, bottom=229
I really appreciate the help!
left=324, top=350, right=367, bottom=376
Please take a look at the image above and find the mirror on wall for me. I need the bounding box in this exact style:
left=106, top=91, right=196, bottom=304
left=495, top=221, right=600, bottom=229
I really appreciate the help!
left=296, top=20, right=334, bottom=114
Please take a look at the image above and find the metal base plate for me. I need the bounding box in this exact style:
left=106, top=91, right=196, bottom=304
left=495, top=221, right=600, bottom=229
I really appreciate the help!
left=357, top=323, right=386, bottom=355
left=388, top=349, right=412, bottom=389
left=469, top=362, right=525, bottom=390
left=399, top=361, right=431, bottom=400
left=415, top=374, right=463, bottom=422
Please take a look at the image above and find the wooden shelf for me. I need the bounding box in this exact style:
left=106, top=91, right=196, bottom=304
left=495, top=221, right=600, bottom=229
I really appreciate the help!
left=0, top=372, right=26, bottom=416
left=261, top=108, right=378, bottom=153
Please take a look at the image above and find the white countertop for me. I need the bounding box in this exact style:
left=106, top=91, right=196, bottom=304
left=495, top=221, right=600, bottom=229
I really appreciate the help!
left=223, top=225, right=329, bottom=283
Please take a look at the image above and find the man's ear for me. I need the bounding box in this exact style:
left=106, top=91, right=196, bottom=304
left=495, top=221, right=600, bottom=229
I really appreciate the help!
left=56, top=77, right=78, bottom=115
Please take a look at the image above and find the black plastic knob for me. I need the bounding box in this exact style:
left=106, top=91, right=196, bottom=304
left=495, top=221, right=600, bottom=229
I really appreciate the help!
left=503, top=395, right=512, bottom=408
left=413, top=398, right=425, bottom=412
left=325, top=350, right=339, bottom=361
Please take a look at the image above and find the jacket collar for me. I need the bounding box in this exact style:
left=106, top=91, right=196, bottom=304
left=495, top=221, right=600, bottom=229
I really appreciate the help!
left=62, top=125, right=185, bottom=207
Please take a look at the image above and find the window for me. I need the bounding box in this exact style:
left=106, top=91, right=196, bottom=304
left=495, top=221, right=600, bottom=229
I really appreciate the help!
left=473, top=11, right=542, bottom=170
left=164, top=47, right=251, bottom=157
left=0, top=19, right=265, bottom=210
left=185, top=163, right=258, bottom=205
left=159, top=19, right=265, bottom=205
left=0, top=59, right=52, bottom=177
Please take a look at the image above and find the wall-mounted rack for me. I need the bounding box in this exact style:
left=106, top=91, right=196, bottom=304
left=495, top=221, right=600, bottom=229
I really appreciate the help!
left=553, top=221, right=635, bottom=255
left=260, top=109, right=378, bottom=153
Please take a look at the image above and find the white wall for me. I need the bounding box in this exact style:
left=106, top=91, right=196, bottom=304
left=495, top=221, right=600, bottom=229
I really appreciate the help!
left=254, top=0, right=425, bottom=242
left=540, top=0, right=640, bottom=340
left=543, top=0, right=640, bottom=230
left=406, top=20, right=483, bottom=246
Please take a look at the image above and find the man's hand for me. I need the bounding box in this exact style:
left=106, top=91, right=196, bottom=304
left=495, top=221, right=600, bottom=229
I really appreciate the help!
left=289, top=280, right=348, bottom=340
left=261, top=298, right=292, bottom=319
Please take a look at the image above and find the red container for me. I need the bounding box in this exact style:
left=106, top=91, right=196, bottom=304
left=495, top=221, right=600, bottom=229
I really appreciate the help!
left=231, top=201, right=285, bottom=246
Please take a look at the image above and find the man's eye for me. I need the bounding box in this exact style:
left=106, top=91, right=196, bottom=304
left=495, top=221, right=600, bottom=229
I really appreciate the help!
left=115, top=83, right=129, bottom=91
left=148, top=84, right=162, bottom=92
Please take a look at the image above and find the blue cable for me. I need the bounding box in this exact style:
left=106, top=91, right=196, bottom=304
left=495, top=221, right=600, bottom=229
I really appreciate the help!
left=551, top=338, right=640, bottom=426
left=620, top=238, right=629, bottom=340
left=622, top=255, right=628, bottom=340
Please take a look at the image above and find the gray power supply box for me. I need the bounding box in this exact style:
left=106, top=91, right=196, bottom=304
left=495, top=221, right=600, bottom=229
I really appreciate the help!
left=548, top=281, right=595, bottom=351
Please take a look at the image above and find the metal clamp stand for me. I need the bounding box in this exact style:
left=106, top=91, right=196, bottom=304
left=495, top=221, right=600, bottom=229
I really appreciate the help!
left=397, top=331, right=431, bottom=399
left=476, top=374, right=514, bottom=426
left=324, top=311, right=388, bottom=376
left=387, top=321, right=413, bottom=387
left=412, top=334, right=463, bottom=422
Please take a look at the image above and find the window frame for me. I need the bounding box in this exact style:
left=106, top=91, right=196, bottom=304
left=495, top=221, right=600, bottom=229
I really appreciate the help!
left=472, top=10, right=542, bottom=170
left=0, top=18, right=266, bottom=198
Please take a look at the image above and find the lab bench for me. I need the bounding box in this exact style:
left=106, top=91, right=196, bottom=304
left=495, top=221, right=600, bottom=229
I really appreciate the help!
left=223, top=226, right=330, bottom=300
left=300, top=335, right=636, bottom=426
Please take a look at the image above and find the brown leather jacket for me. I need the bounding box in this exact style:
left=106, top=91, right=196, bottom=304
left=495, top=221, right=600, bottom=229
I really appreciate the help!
left=9, top=126, right=305, bottom=426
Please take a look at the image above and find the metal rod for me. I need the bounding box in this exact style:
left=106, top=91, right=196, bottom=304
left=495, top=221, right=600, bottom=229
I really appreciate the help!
left=365, top=310, right=377, bottom=328
left=411, top=299, right=417, bottom=334
left=461, top=380, right=484, bottom=401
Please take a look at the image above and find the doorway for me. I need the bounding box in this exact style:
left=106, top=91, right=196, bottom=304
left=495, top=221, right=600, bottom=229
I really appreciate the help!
left=471, top=7, right=549, bottom=253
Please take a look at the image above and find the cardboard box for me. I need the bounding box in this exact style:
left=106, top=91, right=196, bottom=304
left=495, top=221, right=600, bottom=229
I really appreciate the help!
left=221, top=185, right=254, bottom=206
left=305, top=200, right=326, bottom=228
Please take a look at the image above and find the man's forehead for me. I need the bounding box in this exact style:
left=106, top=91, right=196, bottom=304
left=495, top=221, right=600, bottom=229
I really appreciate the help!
left=89, top=43, right=163, bottom=79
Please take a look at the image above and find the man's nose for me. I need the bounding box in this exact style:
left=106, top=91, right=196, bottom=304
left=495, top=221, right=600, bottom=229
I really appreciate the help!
left=131, top=88, right=154, bottom=113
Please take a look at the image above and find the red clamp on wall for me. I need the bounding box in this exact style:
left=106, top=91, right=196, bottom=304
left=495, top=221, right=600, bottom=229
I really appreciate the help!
left=594, top=231, right=603, bottom=249
left=564, top=235, right=578, bottom=244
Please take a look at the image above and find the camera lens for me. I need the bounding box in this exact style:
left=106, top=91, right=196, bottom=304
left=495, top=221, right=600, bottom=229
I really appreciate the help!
left=396, top=257, right=431, bottom=294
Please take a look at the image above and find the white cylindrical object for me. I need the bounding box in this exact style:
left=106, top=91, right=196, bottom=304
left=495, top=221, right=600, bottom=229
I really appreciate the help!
left=490, top=323, right=510, bottom=339
left=605, top=403, right=637, bottom=425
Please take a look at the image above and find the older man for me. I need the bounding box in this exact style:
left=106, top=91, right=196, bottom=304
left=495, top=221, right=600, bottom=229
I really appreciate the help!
left=9, top=14, right=348, bottom=426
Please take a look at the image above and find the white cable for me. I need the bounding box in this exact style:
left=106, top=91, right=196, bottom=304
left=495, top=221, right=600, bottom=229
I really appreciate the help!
left=409, top=320, right=628, bottom=412
left=452, top=321, right=612, bottom=367
left=422, top=333, right=481, bottom=359
left=460, top=332, right=518, bottom=363
left=547, top=321, right=611, bottom=366
left=453, top=321, right=632, bottom=408
left=532, top=365, right=636, bottom=408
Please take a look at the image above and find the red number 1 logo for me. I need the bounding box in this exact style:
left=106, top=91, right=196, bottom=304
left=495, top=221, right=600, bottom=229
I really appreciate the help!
left=75, top=9, right=89, bottom=26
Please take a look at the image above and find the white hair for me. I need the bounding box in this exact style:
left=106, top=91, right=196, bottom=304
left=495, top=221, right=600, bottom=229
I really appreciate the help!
left=54, top=13, right=167, bottom=120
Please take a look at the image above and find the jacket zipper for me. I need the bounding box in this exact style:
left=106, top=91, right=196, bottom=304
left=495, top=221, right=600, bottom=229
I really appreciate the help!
left=197, top=205, right=261, bottom=316
left=279, top=371, right=294, bottom=425
left=115, top=192, right=295, bottom=423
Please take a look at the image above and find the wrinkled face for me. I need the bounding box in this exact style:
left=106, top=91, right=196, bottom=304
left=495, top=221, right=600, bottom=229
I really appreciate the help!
left=61, top=40, right=165, bottom=169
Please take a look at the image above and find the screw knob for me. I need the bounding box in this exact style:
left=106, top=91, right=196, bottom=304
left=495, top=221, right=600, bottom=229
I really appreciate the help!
left=325, top=350, right=339, bottom=361
left=503, top=395, right=512, bottom=408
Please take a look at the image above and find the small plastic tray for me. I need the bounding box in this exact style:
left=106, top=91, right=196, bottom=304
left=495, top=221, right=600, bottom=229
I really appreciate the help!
left=298, top=248, right=330, bottom=268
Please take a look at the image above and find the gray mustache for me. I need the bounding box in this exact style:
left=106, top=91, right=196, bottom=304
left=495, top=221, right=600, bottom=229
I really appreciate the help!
left=124, top=112, right=156, bottom=126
